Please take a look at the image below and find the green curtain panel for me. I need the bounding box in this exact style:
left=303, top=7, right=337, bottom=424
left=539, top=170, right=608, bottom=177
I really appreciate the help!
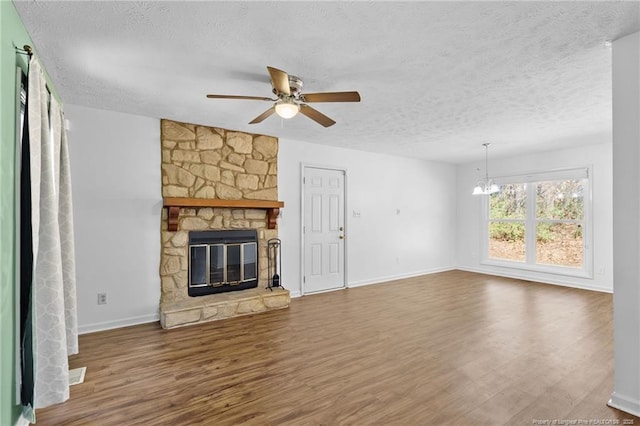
left=19, top=67, right=35, bottom=421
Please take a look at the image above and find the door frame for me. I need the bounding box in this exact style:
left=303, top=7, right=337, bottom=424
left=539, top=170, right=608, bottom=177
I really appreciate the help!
left=300, top=163, right=348, bottom=296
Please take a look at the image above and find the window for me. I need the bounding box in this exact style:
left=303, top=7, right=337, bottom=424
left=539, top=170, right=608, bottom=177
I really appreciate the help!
left=484, top=168, right=591, bottom=277
left=488, top=183, right=527, bottom=262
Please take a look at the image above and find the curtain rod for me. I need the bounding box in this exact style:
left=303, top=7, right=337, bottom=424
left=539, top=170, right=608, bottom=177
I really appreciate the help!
left=15, top=44, right=33, bottom=57
left=14, top=44, right=55, bottom=95
left=15, top=44, right=61, bottom=102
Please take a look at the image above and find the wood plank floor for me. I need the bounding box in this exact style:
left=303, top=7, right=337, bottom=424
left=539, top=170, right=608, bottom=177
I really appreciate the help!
left=38, top=270, right=639, bottom=425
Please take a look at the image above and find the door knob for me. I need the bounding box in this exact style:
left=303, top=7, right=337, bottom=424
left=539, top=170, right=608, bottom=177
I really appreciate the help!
left=339, top=235, right=345, bottom=239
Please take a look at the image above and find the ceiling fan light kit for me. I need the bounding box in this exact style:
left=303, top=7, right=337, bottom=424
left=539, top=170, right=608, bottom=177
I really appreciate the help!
left=274, top=99, right=300, bottom=119
left=207, top=66, right=360, bottom=127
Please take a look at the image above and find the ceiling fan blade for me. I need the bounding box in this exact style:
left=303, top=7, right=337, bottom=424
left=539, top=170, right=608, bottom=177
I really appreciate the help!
left=249, top=107, right=276, bottom=124
left=207, top=94, right=275, bottom=101
left=302, top=91, right=361, bottom=103
left=299, top=104, right=336, bottom=127
left=267, top=66, right=291, bottom=96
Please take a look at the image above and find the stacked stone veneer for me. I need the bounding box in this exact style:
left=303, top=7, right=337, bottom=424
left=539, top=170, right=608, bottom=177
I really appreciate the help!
left=159, top=119, right=289, bottom=328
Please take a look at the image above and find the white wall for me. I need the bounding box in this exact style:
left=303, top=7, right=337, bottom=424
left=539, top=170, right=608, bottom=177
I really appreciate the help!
left=278, top=138, right=457, bottom=296
left=65, top=104, right=161, bottom=333
left=610, top=31, right=640, bottom=416
left=64, top=103, right=616, bottom=333
left=456, top=143, right=613, bottom=292
left=65, top=104, right=457, bottom=330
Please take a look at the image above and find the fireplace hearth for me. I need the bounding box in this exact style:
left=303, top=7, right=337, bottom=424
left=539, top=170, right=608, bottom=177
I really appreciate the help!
left=188, top=229, right=258, bottom=296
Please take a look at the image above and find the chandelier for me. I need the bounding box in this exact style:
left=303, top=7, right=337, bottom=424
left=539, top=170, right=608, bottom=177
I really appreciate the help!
left=472, top=143, right=500, bottom=195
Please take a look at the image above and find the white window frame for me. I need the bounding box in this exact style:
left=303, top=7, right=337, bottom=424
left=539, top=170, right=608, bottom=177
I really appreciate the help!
left=481, top=167, right=593, bottom=279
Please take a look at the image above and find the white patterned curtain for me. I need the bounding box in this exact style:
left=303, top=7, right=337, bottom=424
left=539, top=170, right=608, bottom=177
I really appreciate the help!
left=26, top=56, right=78, bottom=413
left=57, top=99, right=79, bottom=356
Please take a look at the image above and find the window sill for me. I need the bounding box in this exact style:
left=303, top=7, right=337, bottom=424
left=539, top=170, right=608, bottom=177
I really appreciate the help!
left=480, top=259, right=593, bottom=280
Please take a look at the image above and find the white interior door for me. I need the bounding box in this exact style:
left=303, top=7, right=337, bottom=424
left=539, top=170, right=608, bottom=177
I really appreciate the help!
left=303, top=166, right=346, bottom=294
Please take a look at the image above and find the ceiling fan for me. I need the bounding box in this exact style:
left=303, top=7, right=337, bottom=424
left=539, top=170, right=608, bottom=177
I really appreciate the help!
left=206, top=66, right=361, bottom=127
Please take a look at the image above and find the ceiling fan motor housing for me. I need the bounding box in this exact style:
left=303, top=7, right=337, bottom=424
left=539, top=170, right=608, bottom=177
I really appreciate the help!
left=272, top=75, right=304, bottom=99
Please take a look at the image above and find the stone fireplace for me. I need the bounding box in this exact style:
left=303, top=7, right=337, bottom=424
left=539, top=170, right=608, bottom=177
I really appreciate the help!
left=158, top=119, right=290, bottom=329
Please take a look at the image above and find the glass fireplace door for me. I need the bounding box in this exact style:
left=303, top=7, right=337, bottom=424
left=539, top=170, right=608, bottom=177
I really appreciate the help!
left=243, top=243, right=257, bottom=281
left=209, top=244, right=224, bottom=286
left=187, top=230, right=259, bottom=296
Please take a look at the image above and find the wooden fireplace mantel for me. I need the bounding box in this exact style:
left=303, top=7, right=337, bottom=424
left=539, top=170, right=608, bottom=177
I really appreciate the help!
left=163, top=197, right=284, bottom=231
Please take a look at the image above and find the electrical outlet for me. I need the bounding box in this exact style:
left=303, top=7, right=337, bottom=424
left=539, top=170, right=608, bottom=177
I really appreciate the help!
left=97, top=293, right=107, bottom=305
left=353, top=210, right=361, bottom=218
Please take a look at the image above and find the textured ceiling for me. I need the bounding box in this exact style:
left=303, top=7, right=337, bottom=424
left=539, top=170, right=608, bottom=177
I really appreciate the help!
left=14, top=1, right=640, bottom=163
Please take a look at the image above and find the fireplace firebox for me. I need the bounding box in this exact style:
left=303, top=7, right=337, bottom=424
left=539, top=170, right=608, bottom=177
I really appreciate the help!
left=188, top=230, right=258, bottom=296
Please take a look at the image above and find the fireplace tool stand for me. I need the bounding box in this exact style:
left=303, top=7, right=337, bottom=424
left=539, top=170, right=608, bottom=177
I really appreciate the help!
left=267, top=238, right=283, bottom=291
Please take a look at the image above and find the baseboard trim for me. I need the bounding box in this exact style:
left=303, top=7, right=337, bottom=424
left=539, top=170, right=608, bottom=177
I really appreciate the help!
left=302, top=286, right=348, bottom=296
left=289, top=290, right=302, bottom=298
left=455, top=266, right=612, bottom=294
left=78, top=313, right=160, bottom=335
left=348, top=266, right=456, bottom=289
left=16, top=414, right=30, bottom=426
left=608, top=392, right=640, bottom=417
